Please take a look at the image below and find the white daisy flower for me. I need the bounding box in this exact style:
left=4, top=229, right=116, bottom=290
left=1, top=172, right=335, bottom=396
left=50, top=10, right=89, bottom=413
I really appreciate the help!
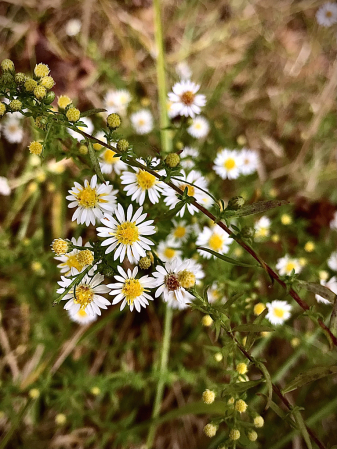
left=66, top=175, right=117, bottom=226
left=183, top=258, right=204, bottom=282
left=54, top=237, right=93, bottom=276
left=167, top=100, right=179, bottom=119
left=328, top=251, right=337, bottom=271
left=181, top=146, right=198, bottom=170
left=107, top=265, right=156, bottom=312
left=165, top=288, right=192, bottom=310
left=315, top=276, right=337, bottom=305
left=169, top=220, right=192, bottom=243
left=96, top=203, right=155, bottom=263
left=68, top=117, right=94, bottom=142
left=131, top=109, right=153, bottom=135
left=213, top=149, right=243, bottom=180
left=207, top=283, right=225, bottom=303
left=168, top=80, right=206, bottom=118
left=162, top=170, right=208, bottom=217
left=196, top=225, right=231, bottom=258
left=176, top=61, right=192, bottom=80
left=316, top=2, right=337, bottom=27
left=120, top=159, right=163, bottom=205
left=199, top=195, right=213, bottom=209
left=255, top=216, right=271, bottom=240
left=104, top=89, right=132, bottom=115
left=266, top=300, right=292, bottom=325
left=330, top=211, right=337, bottom=230
left=0, top=176, right=11, bottom=196
left=239, top=148, right=259, bottom=175
left=57, top=271, right=111, bottom=316
left=99, top=148, right=127, bottom=175
left=66, top=18, right=81, bottom=36
left=153, top=258, right=195, bottom=305
left=67, top=308, right=98, bottom=325
left=187, top=116, right=209, bottom=139
left=157, top=239, right=182, bottom=262
left=2, top=117, right=23, bottom=143
left=276, top=255, right=302, bottom=276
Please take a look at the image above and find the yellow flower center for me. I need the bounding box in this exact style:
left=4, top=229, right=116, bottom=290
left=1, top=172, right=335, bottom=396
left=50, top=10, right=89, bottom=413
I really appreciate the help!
left=122, top=279, right=144, bottom=305
left=115, top=222, right=139, bottom=245
left=224, top=158, right=236, bottom=170
left=179, top=183, right=195, bottom=196
left=257, top=228, right=269, bottom=237
left=274, top=308, right=285, bottom=318
left=195, top=123, right=202, bottom=129
left=178, top=270, right=196, bottom=289
left=74, top=284, right=94, bottom=309
left=174, top=226, right=186, bottom=238
left=180, top=91, right=195, bottom=105
left=137, top=119, right=145, bottom=126
left=75, top=186, right=98, bottom=208
left=8, top=123, right=19, bottom=133
left=326, top=10, right=332, bottom=17
left=208, top=233, right=224, bottom=251
left=103, top=149, right=119, bottom=164
left=78, top=309, right=88, bottom=317
left=136, top=170, right=156, bottom=190
left=61, top=253, right=85, bottom=273
left=164, top=248, right=176, bottom=259
left=286, top=262, right=296, bottom=273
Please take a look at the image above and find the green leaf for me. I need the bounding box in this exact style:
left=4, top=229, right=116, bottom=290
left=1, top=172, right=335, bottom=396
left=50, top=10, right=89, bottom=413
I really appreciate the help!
left=292, top=408, right=313, bottom=449
left=222, top=379, right=263, bottom=394
left=224, top=200, right=289, bottom=218
left=157, top=201, right=186, bottom=221
left=197, top=247, right=259, bottom=268
left=295, top=280, right=336, bottom=304
left=80, top=108, right=106, bottom=117
left=245, top=309, right=269, bottom=350
left=255, top=362, right=273, bottom=410
left=88, top=140, right=105, bottom=183
left=282, top=365, right=337, bottom=394
left=232, top=324, right=274, bottom=333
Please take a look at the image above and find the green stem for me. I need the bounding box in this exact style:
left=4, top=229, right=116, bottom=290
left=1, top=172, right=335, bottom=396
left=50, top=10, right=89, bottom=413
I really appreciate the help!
left=146, top=304, right=173, bottom=449
left=153, top=0, right=171, bottom=154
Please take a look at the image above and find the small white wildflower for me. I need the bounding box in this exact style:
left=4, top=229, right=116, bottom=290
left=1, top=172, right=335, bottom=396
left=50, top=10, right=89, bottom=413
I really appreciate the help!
left=196, top=226, right=231, bottom=258
left=213, top=149, right=243, bottom=180
left=0, top=176, right=11, bottom=196
left=131, top=109, right=153, bottom=135
left=266, top=300, right=292, bottom=325
left=68, top=117, right=94, bottom=142
left=276, top=255, right=302, bottom=276
left=315, top=277, right=337, bottom=305
left=316, top=2, right=337, bottom=27
left=168, top=80, right=206, bottom=118
left=66, top=18, right=82, bottom=36
left=187, top=116, right=209, bottom=139
left=328, top=251, right=337, bottom=271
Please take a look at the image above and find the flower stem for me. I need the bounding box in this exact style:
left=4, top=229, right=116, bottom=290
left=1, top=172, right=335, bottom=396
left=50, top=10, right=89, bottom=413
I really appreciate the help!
left=146, top=304, right=173, bottom=449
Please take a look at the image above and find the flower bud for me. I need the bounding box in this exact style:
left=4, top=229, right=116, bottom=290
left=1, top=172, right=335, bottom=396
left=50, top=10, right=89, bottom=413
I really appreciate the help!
left=55, top=414, right=67, bottom=425
left=51, top=238, right=71, bottom=256
left=35, top=116, right=48, bottom=130
left=1, top=72, right=14, bottom=86
left=15, top=72, right=26, bottom=85
left=202, top=315, right=213, bottom=327
left=227, top=196, right=245, bottom=210
left=236, top=363, right=248, bottom=375
left=0, top=102, right=6, bottom=116
left=107, top=113, right=121, bottom=129
left=28, top=141, right=43, bottom=156
left=165, top=153, right=180, bottom=168
left=117, top=138, right=129, bottom=152
left=1, top=59, right=15, bottom=72
left=66, top=107, right=81, bottom=122
left=43, top=91, right=56, bottom=105
left=24, top=78, right=38, bottom=92
left=229, top=429, right=240, bottom=441
left=241, top=226, right=254, bottom=239
left=202, top=389, right=215, bottom=404
left=34, top=85, right=47, bottom=99
left=40, top=76, right=55, bottom=89
left=34, top=63, right=50, bottom=78
left=254, top=416, right=264, bottom=428
left=58, top=95, right=72, bottom=109
left=204, top=423, right=217, bottom=438
left=248, top=430, right=258, bottom=441
left=79, top=144, right=88, bottom=155
left=9, top=99, right=22, bottom=111
left=139, top=257, right=152, bottom=270
left=235, top=399, right=248, bottom=413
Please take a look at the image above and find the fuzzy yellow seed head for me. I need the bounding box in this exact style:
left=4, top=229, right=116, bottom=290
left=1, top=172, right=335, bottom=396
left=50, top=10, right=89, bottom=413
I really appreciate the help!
left=9, top=99, right=22, bottom=111
left=77, top=249, right=94, bottom=266
left=202, top=315, right=213, bottom=327
left=24, top=78, right=37, bottom=92
left=0, top=103, right=6, bottom=116
left=254, top=302, right=266, bottom=316
left=107, top=113, right=121, bottom=129
left=235, top=399, right=248, bottom=413
left=203, top=423, right=217, bottom=438
left=236, top=363, right=248, bottom=375
left=51, top=239, right=70, bottom=256
left=55, top=413, right=67, bottom=425
left=58, top=95, right=72, bottom=109
left=1, top=59, right=14, bottom=72
left=40, top=76, right=55, bottom=89
left=178, top=269, right=196, bottom=289
left=229, top=429, right=240, bottom=441
left=214, top=352, right=223, bottom=362
left=139, top=257, right=151, bottom=270
left=202, top=389, right=216, bottom=404
left=79, top=145, right=88, bottom=155
left=248, top=430, right=258, bottom=441
left=281, top=214, right=292, bottom=225
left=34, top=85, right=47, bottom=99
left=28, top=141, right=43, bottom=156
left=254, top=416, right=264, bottom=428
left=91, top=387, right=101, bottom=395
left=66, top=107, right=80, bottom=122
left=29, top=388, right=40, bottom=399
left=34, top=63, right=50, bottom=78
left=304, top=241, right=315, bottom=253
left=15, top=72, right=26, bottom=85
left=165, top=153, right=180, bottom=168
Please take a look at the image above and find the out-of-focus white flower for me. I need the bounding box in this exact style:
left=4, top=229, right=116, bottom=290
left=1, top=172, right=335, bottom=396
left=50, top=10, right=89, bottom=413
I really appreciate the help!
left=276, top=255, right=302, bottom=276
left=213, top=149, right=243, bottom=180
left=239, top=148, right=259, bottom=175
left=316, top=2, right=337, bottom=27
left=328, top=251, right=337, bottom=271
left=315, top=276, right=337, bottom=305
left=266, top=300, right=292, bottom=325
left=168, top=80, right=206, bottom=118
left=157, top=239, right=182, bottom=262
left=254, top=216, right=271, bottom=240
left=68, top=117, right=94, bottom=142
left=181, top=146, right=198, bottom=170
left=187, top=116, right=209, bottom=139
left=66, top=19, right=82, bottom=36
left=196, top=226, right=231, bottom=258
left=99, top=148, right=127, bottom=175
left=169, top=220, right=192, bottom=243
left=104, top=89, right=132, bottom=115
left=131, top=109, right=153, bottom=134
left=68, top=308, right=98, bottom=325
left=176, top=61, right=192, bottom=80
left=2, top=117, right=23, bottom=143
left=0, top=176, right=11, bottom=196
left=330, top=211, right=337, bottom=230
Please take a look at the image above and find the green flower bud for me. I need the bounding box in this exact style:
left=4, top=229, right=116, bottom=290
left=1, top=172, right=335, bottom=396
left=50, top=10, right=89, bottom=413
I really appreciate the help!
left=35, top=116, right=48, bottom=130
left=165, top=153, right=180, bottom=168
left=107, top=113, right=121, bottom=129
left=1, top=59, right=15, bottom=73
left=117, top=139, right=129, bottom=152
left=15, top=72, right=26, bottom=85
left=1, top=72, right=14, bottom=86
left=43, top=91, right=56, bottom=105
left=241, top=226, right=255, bottom=239
left=138, top=257, right=151, bottom=270
left=227, top=196, right=245, bottom=210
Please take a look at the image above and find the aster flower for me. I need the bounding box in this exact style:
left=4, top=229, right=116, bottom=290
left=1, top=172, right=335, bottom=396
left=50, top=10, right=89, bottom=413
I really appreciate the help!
left=254, top=216, right=271, bottom=240
left=167, top=101, right=178, bottom=119
left=176, top=61, right=192, bottom=80
left=213, top=149, right=243, bottom=180
left=180, top=146, right=198, bottom=170
left=120, top=159, right=164, bottom=205
left=68, top=117, right=94, bottom=142
left=162, top=170, right=208, bottom=217
left=165, top=288, right=192, bottom=310
left=207, top=283, right=225, bottom=303
left=328, top=251, right=337, bottom=271
left=239, top=149, right=259, bottom=175
left=168, top=80, right=206, bottom=118
left=153, top=258, right=195, bottom=305
left=131, top=109, right=153, bottom=134
left=66, top=175, right=117, bottom=226
left=107, top=265, right=156, bottom=312
left=276, top=255, right=302, bottom=276
left=66, top=18, right=81, bottom=36
left=0, top=176, right=11, bottom=196
left=168, top=220, right=192, bottom=243
left=315, top=277, right=337, bottom=304
left=104, top=89, right=131, bottom=115
left=54, top=237, right=93, bottom=276
left=67, top=308, right=98, bottom=325
left=99, top=147, right=127, bottom=175
left=2, top=116, right=23, bottom=143
left=266, top=300, right=292, bottom=325
left=187, top=116, right=209, bottom=139
left=157, top=239, right=182, bottom=262
left=96, top=203, right=155, bottom=263
left=57, top=271, right=111, bottom=316
left=316, top=2, right=337, bottom=27
left=196, top=225, right=231, bottom=259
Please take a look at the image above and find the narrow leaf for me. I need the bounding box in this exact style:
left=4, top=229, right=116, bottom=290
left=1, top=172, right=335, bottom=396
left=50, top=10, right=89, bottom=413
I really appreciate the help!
left=224, top=200, right=289, bottom=218
left=282, top=365, right=337, bottom=394
left=292, top=409, right=313, bottom=449
left=157, top=202, right=186, bottom=221
left=223, top=379, right=263, bottom=394
left=233, top=324, right=274, bottom=333
left=197, top=247, right=259, bottom=268
left=296, top=280, right=336, bottom=304
left=256, top=362, right=273, bottom=409
left=80, top=108, right=106, bottom=117
left=246, top=309, right=269, bottom=350
left=88, top=140, right=105, bottom=183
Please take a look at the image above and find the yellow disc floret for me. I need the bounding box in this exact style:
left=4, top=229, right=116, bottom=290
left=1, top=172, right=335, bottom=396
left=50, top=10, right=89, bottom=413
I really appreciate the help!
left=202, top=315, right=213, bottom=327
left=281, top=214, right=292, bottom=225
left=254, top=416, right=264, bottom=428
left=304, top=241, right=315, bottom=252
left=24, top=78, right=38, bottom=92
left=34, top=85, right=47, bottom=99
left=115, top=222, right=139, bottom=245
left=229, top=429, right=240, bottom=441
left=28, top=141, right=43, bottom=156
left=66, top=107, right=80, bottom=122
left=34, top=63, right=50, bottom=78
left=91, top=386, right=101, bottom=395
left=40, top=76, right=55, bottom=89
left=77, top=249, right=94, bottom=266
left=136, top=170, right=156, bottom=190
left=58, top=95, right=72, bottom=109
left=103, top=149, right=119, bottom=164
left=178, top=269, right=196, bottom=289
left=0, top=103, right=7, bottom=116
left=122, top=278, right=144, bottom=305
left=203, top=423, right=217, bottom=438
left=254, top=302, right=266, bottom=316
left=9, top=100, right=22, bottom=111
left=236, top=363, right=248, bottom=375
left=235, top=399, right=248, bottom=413
left=29, top=388, right=40, bottom=399
left=55, top=414, right=67, bottom=425
left=74, top=284, right=94, bottom=309
left=174, top=226, right=186, bottom=239
left=51, top=238, right=70, bottom=256
left=1, top=59, right=14, bottom=72
left=75, top=186, right=98, bottom=208
left=202, top=389, right=215, bottom=404
left=179, top=183, right=195, bottom=196
left=224, top=158, right=236, bottom=170
left=208, top=233, right=224, bottom=251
